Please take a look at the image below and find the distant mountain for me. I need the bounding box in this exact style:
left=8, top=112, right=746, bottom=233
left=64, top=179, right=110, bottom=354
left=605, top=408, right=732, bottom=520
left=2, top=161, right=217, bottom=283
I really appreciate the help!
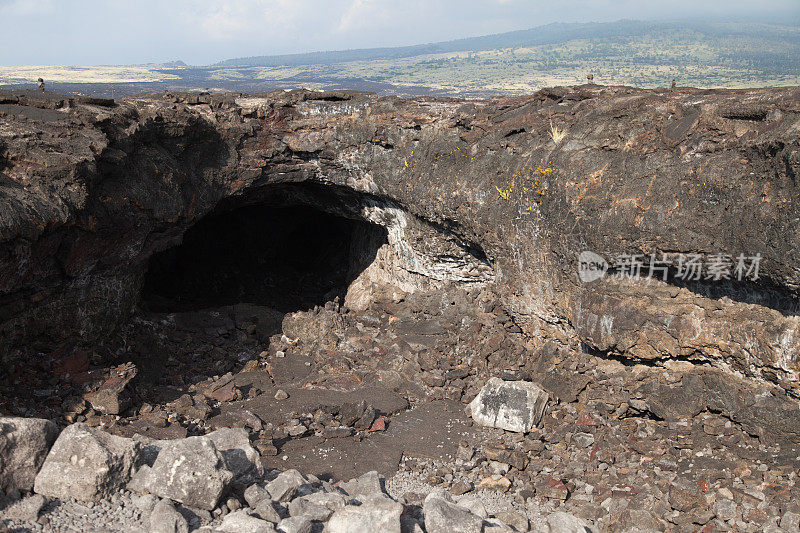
left=217, top=20, right=800, bottom=69
left=2, top=19, right=799, bottom=98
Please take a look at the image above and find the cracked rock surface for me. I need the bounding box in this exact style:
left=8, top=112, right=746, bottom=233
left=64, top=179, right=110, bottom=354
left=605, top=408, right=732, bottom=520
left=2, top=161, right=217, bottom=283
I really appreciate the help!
left=1, top=86, right=800, bottom=531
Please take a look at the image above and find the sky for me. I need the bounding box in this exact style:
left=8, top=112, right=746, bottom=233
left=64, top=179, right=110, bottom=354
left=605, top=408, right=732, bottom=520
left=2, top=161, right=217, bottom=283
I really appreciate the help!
left=1, top=0, right=798, bottom=66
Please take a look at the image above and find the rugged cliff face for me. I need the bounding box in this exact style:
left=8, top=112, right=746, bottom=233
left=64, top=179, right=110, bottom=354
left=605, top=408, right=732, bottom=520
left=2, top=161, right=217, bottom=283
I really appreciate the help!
left=1, top=85, right=799, bottom=401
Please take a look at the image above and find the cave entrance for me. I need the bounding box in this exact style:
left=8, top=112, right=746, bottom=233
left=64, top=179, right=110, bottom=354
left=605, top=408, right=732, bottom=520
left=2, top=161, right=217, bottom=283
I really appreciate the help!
left=140, top=194, right=388, bottom=314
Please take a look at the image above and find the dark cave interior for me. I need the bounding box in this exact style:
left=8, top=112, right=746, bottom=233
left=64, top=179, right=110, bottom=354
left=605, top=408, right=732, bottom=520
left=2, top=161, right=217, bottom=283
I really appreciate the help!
left=141, top=200, right=387, bottom=314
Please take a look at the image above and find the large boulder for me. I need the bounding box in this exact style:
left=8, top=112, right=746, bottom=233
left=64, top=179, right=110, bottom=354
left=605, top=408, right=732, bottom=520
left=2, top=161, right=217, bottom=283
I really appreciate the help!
left=33, top=423, right=141, bottom=501
left=0, top=494, right=46, bottom=521
left=326, top=495, right=403, bottom=533
left=288, top=491, right=347, bottom=522
left=218, top=510, right=275, bottom=533
left=206, top=428, right=264, bottom=483
left=467, top=377, right=549, bottom=433
left=277, top=516, right=312, bottom=533
left=149, top=498, right=189, bottom=533
left=135, top=429, right=262, bottom=484
left=266, top=469, right=308, bottom=503
left=0, top=416, right=58, bottom=492
left=423, top=492, right=484, bottom=533
left=338, top=470, right=385, bottom=499
left=135, top=436, right=233, bottom=510
left=546, top=511, right=598, bottom=533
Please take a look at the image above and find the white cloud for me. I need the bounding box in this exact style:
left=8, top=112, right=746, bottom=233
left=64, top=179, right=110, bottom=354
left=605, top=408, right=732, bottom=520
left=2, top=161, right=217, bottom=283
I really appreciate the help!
left=178, top=0, right=307, bottom=42
left=338, top=0, right=373, bottom=32
left=0, top=0, right=54, bottom=16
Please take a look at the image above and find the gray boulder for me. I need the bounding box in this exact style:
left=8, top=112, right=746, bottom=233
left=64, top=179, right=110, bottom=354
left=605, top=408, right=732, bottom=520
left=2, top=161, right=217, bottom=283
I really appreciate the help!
left=338, top=470, right=385, bottom=499
left=494, top=510, right=529, bottom=532
left=546, top=511, right=598, bottom=533
left=138, top=436, right=233, bottom=510
left=244, top=484, right=271, bottom=507
left=219, top=510, right=275, bottom=532
left=266, top=469, right=307, bottom=502
left=326, top=496, right=403, bottom=533
left=34, top=423, right=141, bottom=501
left=0, top=417, right=58, bottom=492
left=467, top=378, right=549, bottom=433
left=133, top=493, right=160, bottom=514
left=454, top=494, right=488, bottom=519
left=288, top=491, right=347, bottom=521
left=483, top=519, right=516, bottom=533
left=0, top=494, right=46, bottom=521
left=206, top=428, right=264, bottom=483
left=424, top=493, right=484, bottom=533
left=253, top=498, right=283, bottom=523
left=149, top=499, right=189, bottom=533
left=277, top=516, right=312, bottom=533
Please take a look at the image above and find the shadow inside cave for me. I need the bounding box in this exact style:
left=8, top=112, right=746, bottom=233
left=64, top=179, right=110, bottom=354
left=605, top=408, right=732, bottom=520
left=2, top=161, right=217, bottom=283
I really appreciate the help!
left=141, top=201, right=387, bottom=314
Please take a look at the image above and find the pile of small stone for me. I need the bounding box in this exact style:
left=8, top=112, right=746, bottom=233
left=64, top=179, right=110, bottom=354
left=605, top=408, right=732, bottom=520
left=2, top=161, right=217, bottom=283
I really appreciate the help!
left=0, top=415, right=598, bottom=532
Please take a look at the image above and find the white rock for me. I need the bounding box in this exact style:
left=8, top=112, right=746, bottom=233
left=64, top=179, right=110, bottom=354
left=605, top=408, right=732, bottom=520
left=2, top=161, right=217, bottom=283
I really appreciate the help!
left=454, top=494, right=488, bottom=519
left=277, top=515, right=312, bottom=533
left=206, top=428, right=265, bottom=482
left=149, top=499, right=189, bottom=533
left=137, top=436, right=233, bottom=511
left=267, top=469, right=307, bottom=502
left=338, top=470, right=384, bottom=499
left=781, top=511, right=800, bottom=531
left=546, top=511, right=598, bottom=533
left=423, top=495, right=483, bottom=533
left=483, top=518, right=515, bottom=533
left=244, top=483, right=271, bottom=507
left=326, top=496, right=403, bottom=533
left=467, top=378, right=549, bottom=433
left=1, top=494, right=46, bottom=521
left=288, top=491, right=346, bottom=521
left=34, top=423, right=141, bottom=501
left=219, top=510, right=276, bottom=533
left=0, top=417, right=58, bottom=492
left=253, top=498, right=283, bottom=523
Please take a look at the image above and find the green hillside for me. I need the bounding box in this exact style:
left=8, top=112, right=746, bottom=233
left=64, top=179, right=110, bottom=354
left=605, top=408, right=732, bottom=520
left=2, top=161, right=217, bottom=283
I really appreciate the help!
left=2, top=19, right=799, bottom=97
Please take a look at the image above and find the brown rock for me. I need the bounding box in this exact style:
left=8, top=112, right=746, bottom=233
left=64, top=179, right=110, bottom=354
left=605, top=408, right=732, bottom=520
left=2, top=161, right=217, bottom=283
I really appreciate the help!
left=449, top=481, right=473, bottom=495
left=536, top=476, right=570, bottom=501
left=484, top=444, right=527, bottom=470
left=241, top=360, right=259, bottom=372
left=83, top=362, right=137, bottom=415
left=669, top=485, right=706, bottom=513
left=207, top=381, right=238, bottom=403
left=478, top=475, right=512, bottom=492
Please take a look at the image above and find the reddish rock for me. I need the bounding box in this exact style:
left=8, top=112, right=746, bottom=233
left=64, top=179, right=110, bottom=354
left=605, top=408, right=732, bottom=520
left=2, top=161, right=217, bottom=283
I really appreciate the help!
left=83, top=363, right=137, bottom=415
left=536, top=476, right=570, bottom=501
left=367, top=416, right=387, bottom=432
left=744, top=508, right=769, bottom=525
left=484, top=444, right=527, bottom=470
left=669, top=485, right=706, bottom=513
left=207, top=381, right=238, bottom=403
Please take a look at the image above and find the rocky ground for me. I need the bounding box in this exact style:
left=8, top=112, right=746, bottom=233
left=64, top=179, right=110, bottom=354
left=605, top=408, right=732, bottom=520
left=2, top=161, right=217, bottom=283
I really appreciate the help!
left=2, top=285, right=800, bottom=532
left=2, top=86, right=800, bottom=531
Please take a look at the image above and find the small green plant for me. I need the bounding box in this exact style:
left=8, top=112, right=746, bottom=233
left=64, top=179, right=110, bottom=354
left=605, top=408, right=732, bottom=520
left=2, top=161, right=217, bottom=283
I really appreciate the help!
left=549, top=121, right=567, bottom=144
